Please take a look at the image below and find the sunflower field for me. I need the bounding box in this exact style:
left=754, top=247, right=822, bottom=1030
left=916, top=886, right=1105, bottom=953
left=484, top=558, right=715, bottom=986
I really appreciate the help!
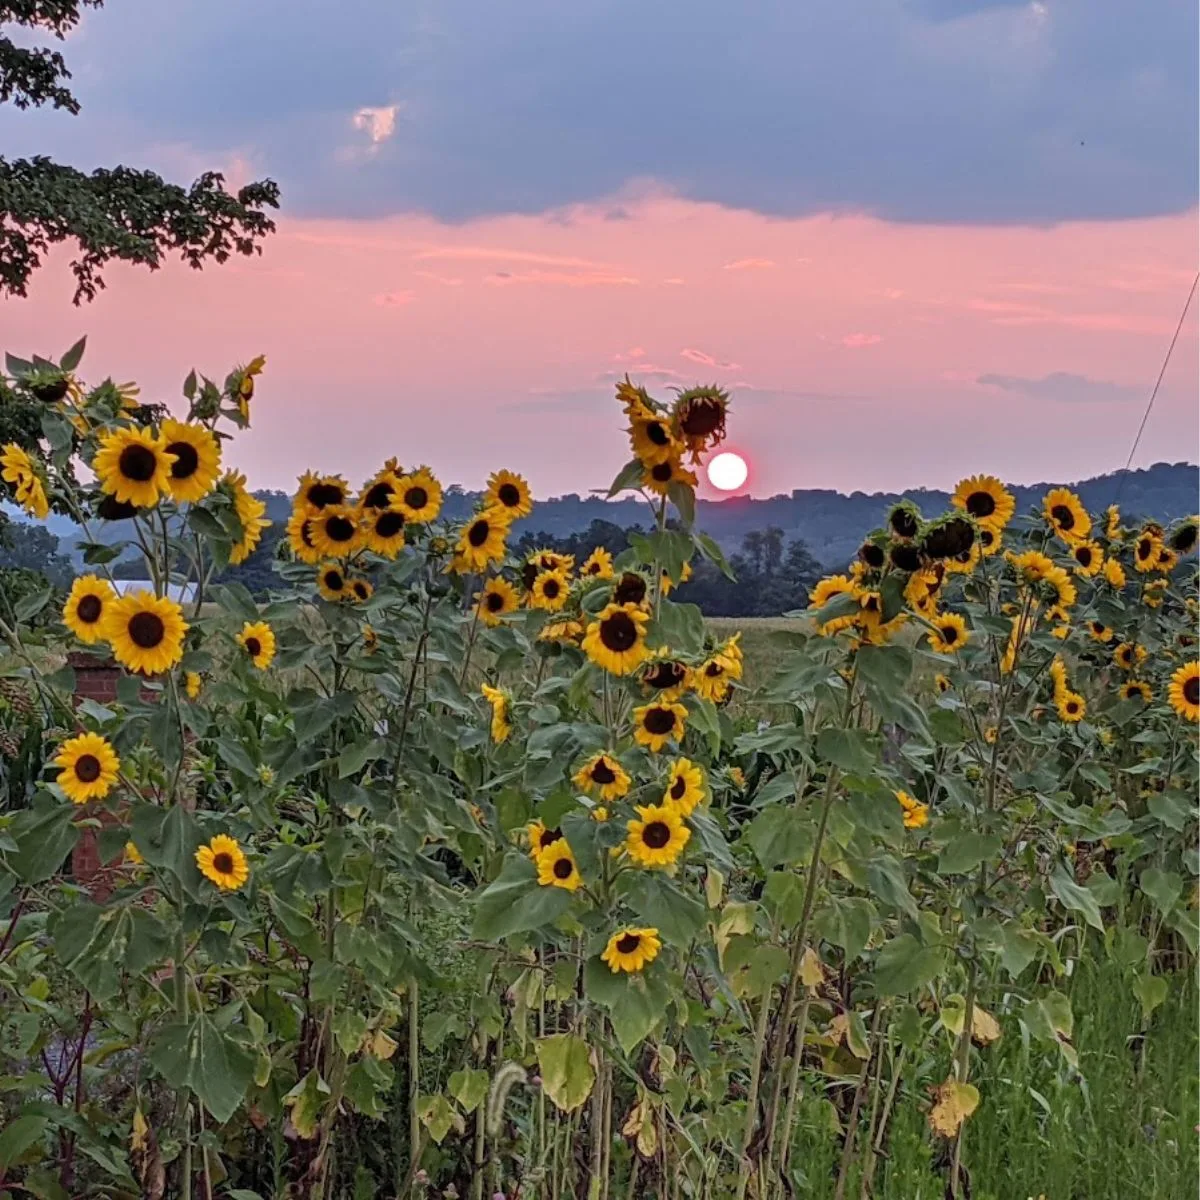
left=0, top=343, right=1197, bottom=1200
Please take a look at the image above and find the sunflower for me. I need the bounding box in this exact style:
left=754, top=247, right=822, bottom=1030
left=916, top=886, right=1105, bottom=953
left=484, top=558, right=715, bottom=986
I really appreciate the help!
left=93, top=426, right=175, bottom=508
left=1142, top=579, right=1167, bottom=608
left=1102, top=558, right=1126, bottom=589
left=160, top=419, right=220, bottom=504
left=889, top=541, right=923, bottom=573
left=601, top=927, right=662, bottom=974
left=1119, top=680, right=1151, bottom=704
left=363, top=506, right=407, bottom=558
left=626, top=803, right=690, bottom=867
left=920, top=515, right=976, bottom=561
left=858, top=539, right=887, bottom=570
left=477, top=576, right=519, bottom=626
left=934, top=673, right=951, bottom=693
left=125, top=842, right=144, bottom=866
left=104, top=590, right=187, bottom=675
left=632, top=701, right=688, bottom=753
left=671, top=386, right=729, bottom=458
left=184, top=670, right=203, bottom=700
left=309, top=504, right=364, bottom=558
left=904, top=569, right=942, bottom=618
left=885, top=500, right=922, bottom=541
left=1154, top=547, right=1179, bottom=574
left=1125, top=533, right=1158, bottom=576
left=1169, top=516, right=1198, bottom=556
left=643, top=456, right=698, bottom=497
left=582, top=603, right=651, bottom=675
left=1168, top=661, right=1199, bottom=721
left=662, top=757, right=705, bottom=816
left=691, top=654, right=733, bottom=703
left=895, top=790, right=929, bottom=830
left=63, top=575, right=115, bottom=644
left=317, top=562, right=349, bottom=602
left=1087, top=620, right=1113, bottom=644
left=951, top=475, right=1014, bottom=531
left=530, top=568, right=570, bottom=612
left=1042, top=488, right=1090, bottom=544
left=361, top=625, right=379, bottom=655
left=580, top=547, right=615, bottom=580
left=535, top=840, right=582, bottom=891
left=357, top=467, right=401, bottom=512
left=1069, top=541, right=1103, bottom=577
left=1048, top=656, right=1069, bottom=697
left=392, top=468, right=443, bottom=523
left=295, top=472, right=349, bottom=511
left=225, top=471, right=271, bottom=565
left=809, top=574, right=860, bottom=635
left=485, top=469, right=533, bottom=520
left=659, top=560, right=693, bottom=597
left=285, top=508, right=323, bottom=564
left=611, top=571, right=650, bottom=608
left=538, top=618, right=584, bottom=644
left=95, top=494, right=139, bottom=522
left=453, top=508, right=510, bottom=573
left=628, top=403, right=681, bottom=466
left=237, top=620, right=276, bottom=669
left=925, top=611, right=968, bottom=655
left=1056, top=691, right=1086, bottom=723
left=232, top=355, right=266, bottom=423
left=1113, top=642, right=1146, bottom=671
left=977, top=526, right=1003, bottom=557
left=1042, top=565, right=1077, bottom=611
left=348, top=577, right=374, bottom=604
left=641, top=656, right=689, bottom=701
left=481, top=683, right=512, bottom=743
left=53, top=731, right=120, bottom=804
left=0, top=443, right=50, bottom=519
left=1104, top=504, right=1123, bottom=540
left=195, top=834, right=250, bottom=892
left=573, top=753, right=632, bottom=802
left=1008, top=549, right=1055, bottom=584
left=527, top=820, right=564, bottom=860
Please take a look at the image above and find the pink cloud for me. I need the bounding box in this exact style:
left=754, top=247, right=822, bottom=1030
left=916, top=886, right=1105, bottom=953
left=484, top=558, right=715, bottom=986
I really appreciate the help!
left=723, top=257, right=776, bottom=271
left=374, top=290, right=415, bottom=307
left=681, top=347, right=740, bottom=370
left=841, top=332, right=883, bottom=348
left=484, top=268, right=639, bottom=288
left=613, top=347, right=646, bottom=362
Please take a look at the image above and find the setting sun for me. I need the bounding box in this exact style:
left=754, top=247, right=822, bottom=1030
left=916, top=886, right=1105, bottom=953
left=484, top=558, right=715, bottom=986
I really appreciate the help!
left=707, top=451, right=748, bottom=492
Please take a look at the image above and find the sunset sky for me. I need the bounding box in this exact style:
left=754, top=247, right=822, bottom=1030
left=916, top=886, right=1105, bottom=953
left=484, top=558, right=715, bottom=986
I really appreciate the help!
left=2, top=0, right=1197, bottom=500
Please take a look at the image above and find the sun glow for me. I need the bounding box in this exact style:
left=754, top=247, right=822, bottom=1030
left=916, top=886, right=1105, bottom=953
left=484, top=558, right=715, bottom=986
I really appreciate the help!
left=707, top=451, right=748, bottom=492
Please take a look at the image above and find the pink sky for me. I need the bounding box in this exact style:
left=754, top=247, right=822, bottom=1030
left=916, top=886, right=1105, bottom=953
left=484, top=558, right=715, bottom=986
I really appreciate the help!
left=3, top=191, right=1196, bottom=501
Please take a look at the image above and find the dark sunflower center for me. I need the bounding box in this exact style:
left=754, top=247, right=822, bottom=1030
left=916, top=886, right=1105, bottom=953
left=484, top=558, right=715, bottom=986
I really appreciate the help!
left=1075, top=548, right=1092, bottom=567
left=354, top=583, right=369, bottom=599
left=486, top=591, right=505, bottom=612
left=212, top=852, right=234, bottom=875
left=167, top=441, right=200, bottom=480
left=552, top=856, right=574, bottom=880
left=966, top=492, right=996, bottom=518
left=128, top=611, right=165, bottom=649
left=859, top=542, right=886, bottom=568
left=647, top=422, right=671, bottom=446
left=364, top=481, right=394, bottom=508
left=862, top=594, right=880, bottom=614
left=941, top=625, right=959, bottom=644
left=540, top=827, right=563, bottom=849
left=244, top=637, right=261, bottom=658
left=670, top=775, right=687, bottom=800
left=1185, top=676, right=1200, bottom=705
left=1066, top=700, right=1079, bottom=714
left=308, top=483, right=344, bottom=508
left=616, top=933, right=641, bottom=954
left=1137, top=538, right=1153, bottom=560
left=599, top=611, right=638, bottom=651
left=1091, top=622, right=1104, bottom=634
left=97, top=496, right=138, bottom=520
left=586, top=562, right=601, bottom=575
left=980, top=529, right=995, bottom=548
left=651, top=462, right=674, bottom=484
left=118, top=443, right=159, bottom=482
left=468, top=520, right=491, bottom=547
left=646, top=662, right=685, bottom=689
left=642, top=821, right=671, bottom=849
left=375, top=510, right=404, bottom=538
left=74, top=754, right=101, bottom=782
left=613, top=574, right=647, bottom=606
left=680, top=397, right=723, bottom=437
left=33, top=378, right=69, bottom=403
left=521, top=562, right=539, bottom=590
left=326, top=515, right=356, bottom=542
left=890, top=544, right=921, bottom=572
left=541, top=578, right=561, bottom=599
left=591, top=759, right=616, bottom=784
left=922, top=518, right=975, bottom=559
left=300, top=520, right=315, bottom=547
left=497, top=482, right=521, bottom=508
left=643, top=708, right=676, bottom=735
left=76, top=595, right=103, bottom=624
left=324, top=570, right=345, bottom=591
left=890, top=509, right=919, bottom=538
left=705, top=661, right=723, bottom=677
left=1171, top=524, right=1198, bottom=553
left=404, top=486, right=429, bottom=510
left=1050, top=505, right=1075, bottom=530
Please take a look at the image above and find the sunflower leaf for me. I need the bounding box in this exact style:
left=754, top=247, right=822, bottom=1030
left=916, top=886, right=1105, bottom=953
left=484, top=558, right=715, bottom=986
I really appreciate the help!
left=606, top=457, right=645, bottom=498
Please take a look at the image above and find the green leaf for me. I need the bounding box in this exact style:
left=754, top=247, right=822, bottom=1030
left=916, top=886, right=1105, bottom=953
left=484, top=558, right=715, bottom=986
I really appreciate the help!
left=1048, top=864, right=1104, bottom=931
left=1021, top=990, right=1073, bottom=1043
left=606, top=457, right=646, bottom=498
left=816, top=728, right=875, bottom=774
left=625, top=873, right=705, bottom=946
left=9, top=804, right=77, bottom=883
left=873, top=934, right=945, bottom=996
left=14, top=584, right=52, bottom=623
left=338, top=738, right=386, bottom=779
left=609, top=982, right=662, bottom=1053
left=448, top=1068, right=490, bottom=1114
left=744, top=806, right=811, bottom=871
left=1147, top=790, right=1191, bottom=832
left=59, top=336, right=87, bottom=372
left=667, top=480, right=696, bottom=528
left=472, top=855, right=571, bottom=941
left=1140, top=867, right=1182, bottom=916
left=536, top=1034, right=595, bottom=1112
left=814, top=897, right=875, bottom=964
left=937, top=833, right=1001, bottom=876
left=1131, top=973, right=1168, bottom=1021
left=150, top=1014, right=255, bottom=1123
left=0, top=1113, right=47, bottom=1170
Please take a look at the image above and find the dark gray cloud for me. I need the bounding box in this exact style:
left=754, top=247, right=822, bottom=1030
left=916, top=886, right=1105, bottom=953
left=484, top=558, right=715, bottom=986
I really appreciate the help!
left=1, top=0, right=1195, bottom=224
left=977, top=371, right=1140, bottom=403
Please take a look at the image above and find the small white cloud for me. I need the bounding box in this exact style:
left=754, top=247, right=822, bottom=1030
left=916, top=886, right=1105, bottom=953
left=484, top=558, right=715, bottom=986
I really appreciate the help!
left=681, top=347, right=740, bottom=371
left=723, top=257, right=776, bottom=271
left=353, top=104, right=400, bottom=144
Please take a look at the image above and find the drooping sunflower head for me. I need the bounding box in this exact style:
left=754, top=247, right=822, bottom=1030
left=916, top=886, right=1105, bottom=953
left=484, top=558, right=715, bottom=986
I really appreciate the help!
left=888, top=541, right=923, bottom=573
left=611, top=571, right=650, bottom=608
left=1168, top=661, right=1200, bottom=721
left=160, top=419, right=221, bottom=504
left=1104, top=504, right=1123, bottom=541
left=53, top=731, right=120, bottom=804
left=857, top=538, right=887, bottom=570
left=296, top=472, right=349, bottom=512
left=310, top=504, right=364, bottom=558
left=572, top=752, right=632, bottom=802
left=103, top=590, right=188, bottom=675
left=1069, top=541, right=1103, bottom=576
left=1142, top=579, right=1167, bottom=608
left=477, top=576, right=520, bottom=626
left=485, top=469, right=533, bottom=521
left=895, top=789, right=929, bottom=830
left=317, top=562, right=349, bottom=602
left=920, top=514, right=976, bottom=561
left=671, top=385, right=730, bottom=457
left=1, top=443, right=51, bottom=520
left=662, top=757, right=705, bottom=816
left=951, top=475, right=1015, bottom=531
left=632, top=701, right=688, bottom=753
left=601, top=927, right=662, bottom=975
left=223, top=470, right=271, bottom=565
left=195, top=833, right=250, bottom=892
left=453, top=507, right=511, bottom=573
left=1042, top=488, right=1090, bottom=544
left=236, top=620, right=276, bottom=670
left=95, top=494, right=139, bottom=522
left=1168, top=516, right=1199, bottom=557
left=530, top=567, right=570, bottom=612
left=582, top=602, right=651, bottom=676
left=227, top=355, right=265, bottom=423
left=928, top=611, right=968, bottom=654
left=286, top=507, right=323, bottom=564
left=92, top=426, right=175, bottom=508
left=809, top=574, right=861, bottom=635
left=391, top=468, right=443, bottom=524
left=535, top=839, right=582, bottom=891
left=1102, top=557, right=1126, bottom=589
left=625, top=802, right=690, bottom=867
left=1041, top=565, right=1077, bottom=611
left=481, top=682, right=512, bottom=743
left=63, top=575, right=115, bottom=645
left=885, top=500, right=922, bottom=541
left=1119, top=680, right=1151, bottom=704
left=580, top=547, right=615, bottom=580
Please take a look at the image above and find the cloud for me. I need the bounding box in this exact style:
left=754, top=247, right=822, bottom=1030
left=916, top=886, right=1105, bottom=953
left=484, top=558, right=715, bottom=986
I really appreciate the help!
left=374, top=290, right=414, bottom=306
left=841, top=333, right=883, bottom=348
left=484, top=269, right=638, bottom=287
left=352, top=104, right=400, bottom=145
left=681, top=347, right=740, bottom=370
left=976, top=371, right=1139, bottom=404
left=723, top=258, right=776, bottom=271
